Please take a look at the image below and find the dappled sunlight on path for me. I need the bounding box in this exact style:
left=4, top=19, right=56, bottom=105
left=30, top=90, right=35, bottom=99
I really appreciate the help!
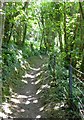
left=1, top=56, right=48, bottom=119
left=0, top=56, right=75, bottom=120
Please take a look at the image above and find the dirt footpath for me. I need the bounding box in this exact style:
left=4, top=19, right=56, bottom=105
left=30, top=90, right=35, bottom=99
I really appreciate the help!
left=8, top=56, right=47, bottom=118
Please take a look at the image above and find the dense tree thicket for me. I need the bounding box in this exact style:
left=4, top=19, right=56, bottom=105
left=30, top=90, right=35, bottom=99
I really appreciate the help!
left=0, top=1, right=84, bottom=119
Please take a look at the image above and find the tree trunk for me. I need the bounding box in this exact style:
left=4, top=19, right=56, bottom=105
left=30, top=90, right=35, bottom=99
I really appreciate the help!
left=79, top=1, right=84, bottom=78
left=79, top=1, right=84, bottom=20
left=22, top=2, right=29, bottom=45
left=64, top=2, right=67, bottom=53
left=22, top=23, right=27, bottom=45
left=58, top=26, right=63, bottom=52
left=64, top=2, right=69, bottom=68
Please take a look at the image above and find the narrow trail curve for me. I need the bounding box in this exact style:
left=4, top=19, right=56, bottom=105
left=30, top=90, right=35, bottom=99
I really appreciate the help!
left=9, top=56, right=47, bottom=118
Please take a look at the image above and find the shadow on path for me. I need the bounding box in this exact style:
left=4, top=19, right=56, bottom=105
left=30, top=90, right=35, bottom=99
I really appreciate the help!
left=1, top=56, right=48, bottom=119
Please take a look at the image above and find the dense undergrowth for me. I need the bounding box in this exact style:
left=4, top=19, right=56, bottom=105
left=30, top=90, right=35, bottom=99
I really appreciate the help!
left=2, top=41, right=44, bottom=101
left=36, top=51, right=82, bottom=120
left=2, top=41, right=83, bottom=119
left=1, top=1, right=84, bottom=119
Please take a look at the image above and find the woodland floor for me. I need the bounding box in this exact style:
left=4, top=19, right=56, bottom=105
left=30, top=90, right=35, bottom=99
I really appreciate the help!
left=1, top=56, right=48, bottom=118
left=0, top=55, right=81, bottom=119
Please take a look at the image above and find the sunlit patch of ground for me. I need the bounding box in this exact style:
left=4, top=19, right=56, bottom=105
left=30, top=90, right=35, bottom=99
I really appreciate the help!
left=21, top=79, right=28, bottom=84
left=1, top=55, right=71, bottom=119
left=0, top=111, right=8, bottom=118
left=1, top=55, right=48, bottom=118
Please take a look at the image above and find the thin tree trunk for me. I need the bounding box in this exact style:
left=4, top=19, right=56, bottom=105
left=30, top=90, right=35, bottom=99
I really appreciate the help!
left=22, top=2, right=29, bottom=45
left=64, top=2, right=67, bottom=53
left=22, top=23, right=27, bottom=45
left=79, top=1, right=84, bottom=20
left=58, top=26, right=63, bottom=52
left=64, top=2, right=69, bottom=68
left=79, top=1, right=84, bottom=78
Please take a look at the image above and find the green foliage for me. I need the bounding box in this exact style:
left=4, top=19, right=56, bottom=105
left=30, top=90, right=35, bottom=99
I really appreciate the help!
left=47, top=48, right=69, bottom=102
left=1, top=1, right=84, bottom=119
left=2, top=42, right=28, bottom=101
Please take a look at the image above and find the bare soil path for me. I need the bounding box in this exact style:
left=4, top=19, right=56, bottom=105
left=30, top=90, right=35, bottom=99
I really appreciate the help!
left=1, top=56, right=48, bottom=119
left=0, top=56, right=81, bottom=120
